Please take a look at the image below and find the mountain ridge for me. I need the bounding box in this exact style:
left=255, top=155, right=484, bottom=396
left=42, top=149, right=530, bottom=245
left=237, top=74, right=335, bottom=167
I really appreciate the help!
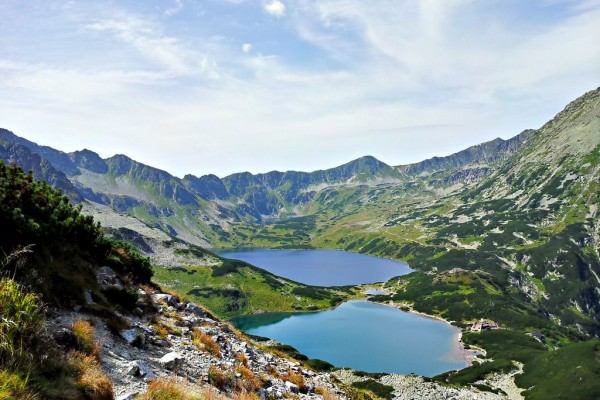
left=0, top=117, right=533, bottom=232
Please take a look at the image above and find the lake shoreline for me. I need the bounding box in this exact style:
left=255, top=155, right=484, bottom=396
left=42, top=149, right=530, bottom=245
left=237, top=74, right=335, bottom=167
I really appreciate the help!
left=235, top=299, right=471, bottom=376
left=373, top=299, right=475, bottom=368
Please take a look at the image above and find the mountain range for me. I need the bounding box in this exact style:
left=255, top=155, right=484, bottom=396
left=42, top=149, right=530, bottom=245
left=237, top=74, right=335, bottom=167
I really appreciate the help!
left=1, top=87, right=600, bottom=340
left=0, top=120, right=533, bottom=246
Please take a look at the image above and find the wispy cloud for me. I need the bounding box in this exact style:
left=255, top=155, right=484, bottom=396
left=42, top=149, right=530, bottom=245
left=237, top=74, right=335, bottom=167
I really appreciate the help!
left=86, top=13, right=220, bottom=79
left=242, top=43, right=253, bottom=53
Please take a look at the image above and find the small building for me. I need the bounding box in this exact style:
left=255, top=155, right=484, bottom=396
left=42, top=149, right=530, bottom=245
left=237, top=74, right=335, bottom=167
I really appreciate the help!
left=470, top=319, right=499, bottom=332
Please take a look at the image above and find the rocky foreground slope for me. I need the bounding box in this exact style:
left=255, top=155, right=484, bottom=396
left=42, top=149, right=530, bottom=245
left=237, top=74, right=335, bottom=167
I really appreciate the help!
left=47, top=264, right=514, bottom=400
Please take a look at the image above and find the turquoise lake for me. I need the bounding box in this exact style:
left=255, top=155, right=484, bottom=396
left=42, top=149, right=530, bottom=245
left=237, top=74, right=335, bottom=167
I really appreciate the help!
left=216, top=248, right=412, bottom=286
left=221, top=249, right=465, bottom=376
left=232, top=300, right=467, bottom=377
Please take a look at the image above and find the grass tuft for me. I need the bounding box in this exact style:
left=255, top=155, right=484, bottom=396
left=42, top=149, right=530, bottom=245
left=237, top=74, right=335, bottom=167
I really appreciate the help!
left=192, top=328, right=221, bottom=357
left=235, top=365, right=263, bottom=393
left=0, top=277, right=43, bottom=369
left=135, top=377, right=204, bottom=400
left=0, top=370, right=37, bottom=400
left=280, top=369, right=306, bottom=393
left=67, top=351, right=113, bottom=400
left=72, top=319, right=98, bottom=358
left=208, top=365, right=235, bottom=392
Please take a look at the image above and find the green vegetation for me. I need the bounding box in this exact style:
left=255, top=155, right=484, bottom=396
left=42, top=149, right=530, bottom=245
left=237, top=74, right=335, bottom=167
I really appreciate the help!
left=0, top=277, right=43, bottom=399
left=152, top=263, right=354, bottom=318
left=516, top=339, right=600, bottom=400
left=444, top=331, right=600, bottom=399
left=381, top=270, right=555, bottom=332
left=351, top=379, right=395, bottom=400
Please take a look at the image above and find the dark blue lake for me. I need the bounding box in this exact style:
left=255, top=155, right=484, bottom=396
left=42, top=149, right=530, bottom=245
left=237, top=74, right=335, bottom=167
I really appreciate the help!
left=232, top=300, right=467, bottom=376
left=216, top=248, right=412, bottom=286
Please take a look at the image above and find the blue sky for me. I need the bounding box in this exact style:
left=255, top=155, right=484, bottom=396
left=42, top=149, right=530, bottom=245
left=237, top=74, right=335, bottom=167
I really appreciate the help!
left=1, top=0, right=599, bottom=177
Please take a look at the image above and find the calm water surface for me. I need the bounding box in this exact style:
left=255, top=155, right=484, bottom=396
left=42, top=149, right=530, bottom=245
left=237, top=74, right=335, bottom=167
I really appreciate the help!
left=216, top=248, right=411, bottom=286
left=233, top=301, right=467, bottom=377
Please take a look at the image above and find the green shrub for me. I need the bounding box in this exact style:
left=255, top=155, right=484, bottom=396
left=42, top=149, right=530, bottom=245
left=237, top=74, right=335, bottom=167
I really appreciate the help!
left=351, top=379, right=394, bottom=400
left=0, top=161, right=152, bottom=305
left=305, top=358, right=335, bottom=372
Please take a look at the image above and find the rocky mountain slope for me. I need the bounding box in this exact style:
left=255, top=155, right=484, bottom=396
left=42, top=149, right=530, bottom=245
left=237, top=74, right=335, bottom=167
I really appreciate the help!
left=0, top=118, right=529, bottom=247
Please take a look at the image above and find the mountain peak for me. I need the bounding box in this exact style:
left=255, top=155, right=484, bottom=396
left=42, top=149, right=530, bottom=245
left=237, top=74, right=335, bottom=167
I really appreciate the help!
left=69, top=149, right=107, bottom=173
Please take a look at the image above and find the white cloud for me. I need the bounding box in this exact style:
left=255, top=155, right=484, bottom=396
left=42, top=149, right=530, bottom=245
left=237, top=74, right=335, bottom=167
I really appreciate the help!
left=264, top=0, right=286, bottom=17
left=242, top=43, right=253, bottom=53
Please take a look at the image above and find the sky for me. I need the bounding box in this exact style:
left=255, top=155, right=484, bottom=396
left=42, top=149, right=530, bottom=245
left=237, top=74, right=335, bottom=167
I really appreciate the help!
left=1, top=0, right=599, bottom=178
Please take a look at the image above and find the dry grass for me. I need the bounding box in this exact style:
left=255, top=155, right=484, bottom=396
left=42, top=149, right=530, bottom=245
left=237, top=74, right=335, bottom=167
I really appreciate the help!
left=281, top=369, right=306, bottom=393
left=208, top=365, right=235, bottom=391
left=153, top=323, right=170, bottom=340
left=162, top=288, right=185, bottom=303
left=67, top=351, right=113, bottom=400
left=236, top=353, right=249, bottom=366
left=315, top=386, right=342, bottom=400
left=72, top=319, right=99, bottom=358
left=235, top=365, right=263, bottom=393
left=140, top=284, right=156, bottom=296
left=231, top=390, right=259, bottom=400
left=164, top=308, right=184, bottom=322
left=136, top=377, right=204, bottom=400
left=192, top=328, right=222, bottom=357
left=266, top=364, right=280, bottom=378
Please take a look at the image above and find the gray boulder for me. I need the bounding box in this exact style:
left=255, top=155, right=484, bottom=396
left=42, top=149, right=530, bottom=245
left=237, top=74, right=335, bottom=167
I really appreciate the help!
left=120, top=328, right=144, bottom=347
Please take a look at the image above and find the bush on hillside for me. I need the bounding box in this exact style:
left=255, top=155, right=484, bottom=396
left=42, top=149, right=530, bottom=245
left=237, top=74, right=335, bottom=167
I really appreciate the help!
left=0, top=161, right=152, bottom=305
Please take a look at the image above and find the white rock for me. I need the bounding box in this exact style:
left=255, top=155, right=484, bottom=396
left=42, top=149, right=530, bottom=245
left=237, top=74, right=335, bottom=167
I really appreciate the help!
left=285, top=381, right=300, bottom=393
left=159, top=351, right=184, bottom=370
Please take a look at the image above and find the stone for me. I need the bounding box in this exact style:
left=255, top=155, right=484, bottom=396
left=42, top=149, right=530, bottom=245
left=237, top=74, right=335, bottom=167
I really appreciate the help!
left=186, top=302, right=205, bottom=317
left=97, top=266, right=123, bottom=289
left=53, top=327, right=76, bottom=348
left=84, top=290, right=95, bottom=305
left=159, top=352, right=184, bottom=370
left=120, top=328, right=144, bottom=347
left=152, top=293, right=179, bottom=307
left=153, top=339, right=170, bottom=347
left=132, top=307, right=144, bottom=317
left=126, top=360, right=155, bottom=380
left=285, top=381, right=299, bottom=393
